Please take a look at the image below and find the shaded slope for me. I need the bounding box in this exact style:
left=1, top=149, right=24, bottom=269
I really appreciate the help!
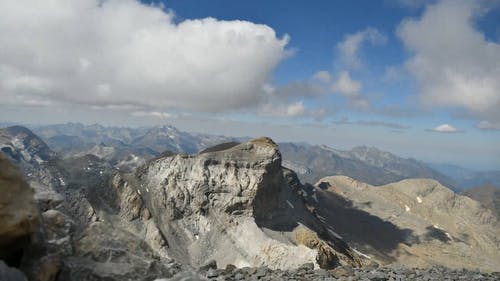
left=462, top=184, right=500, bottom=218
left=312, top=176, right=500, bottom=271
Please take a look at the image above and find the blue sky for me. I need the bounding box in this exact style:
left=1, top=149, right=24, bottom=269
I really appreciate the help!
left=0, top=0, right=499, bottom=169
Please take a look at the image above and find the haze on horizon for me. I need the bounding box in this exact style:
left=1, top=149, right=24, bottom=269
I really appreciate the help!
left=0, top=0, right=499, bottom=170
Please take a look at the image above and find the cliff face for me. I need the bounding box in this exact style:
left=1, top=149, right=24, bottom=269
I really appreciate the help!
left=129, top=138, right=364, bottom=269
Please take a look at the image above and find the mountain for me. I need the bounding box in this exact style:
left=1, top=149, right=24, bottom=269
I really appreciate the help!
left=461, top=184, right=500, bottom=218
left=32, top=122, right=151, bottom=145
left=0, top=136, right=368, bottom=281
left=25, top=123, right=468, bottom=192
left=128, top=137, right=366, bottom=269
left=312, top=176, right=500, bottom=271
left=131, top=125, right=237, bottom=154
left=29, top=123, right=239, bottom=172
left=279, top=143, right=455, bottom=188
left=0, top=126, right=67, bottom=208
left=1, top=128, right=499, bottom=280
left=428, top=163, right=500, bottom=190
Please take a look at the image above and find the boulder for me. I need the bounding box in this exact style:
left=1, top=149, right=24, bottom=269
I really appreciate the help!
left=0, top=153, right=40, bottom=267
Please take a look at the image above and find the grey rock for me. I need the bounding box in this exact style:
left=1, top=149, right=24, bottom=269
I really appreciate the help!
left=206, top=268, right=219, bottom=278
left=0, top=261, right=27, bottom=281
left=199, top=260, right=218, bottom=272
left=0, top=153, right=40, bottom=259
left=132, top=138, right=364, bottom=269
left=299, top=262, right=315, bottom=271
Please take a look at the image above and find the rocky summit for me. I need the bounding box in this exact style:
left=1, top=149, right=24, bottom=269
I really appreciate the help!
left=128, top=137, right=364, bottom=269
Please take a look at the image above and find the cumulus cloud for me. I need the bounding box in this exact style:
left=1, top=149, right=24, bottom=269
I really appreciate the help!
left=427, top=123, right=461, bottom=133
left=331, top=71, right=361, bottom=97
left=398, top=0, right=500, bottom=123
left=0, top=0, right=289, bottom=112
left=337, top=27, right=387, bottom=69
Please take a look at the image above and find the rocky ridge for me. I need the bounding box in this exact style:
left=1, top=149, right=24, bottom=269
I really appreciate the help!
left=312, top=176, right=500, bottom=271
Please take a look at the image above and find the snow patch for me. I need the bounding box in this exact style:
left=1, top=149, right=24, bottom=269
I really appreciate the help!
left=416, top=196, right=422, bottom=203
left=352, top=248, right=371, bottom=259
left=405, top=205, right=410, bottom=212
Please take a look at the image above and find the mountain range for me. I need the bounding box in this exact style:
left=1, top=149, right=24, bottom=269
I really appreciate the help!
left=0, top=123, right=499, bottom=280
left=11, top=122, right=496, bottom=190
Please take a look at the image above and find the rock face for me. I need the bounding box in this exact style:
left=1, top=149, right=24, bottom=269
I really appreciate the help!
left=312, top=176, right=500, bottom=271
left=0, top=153, right=39, bottom=267
left=130, top=138, right=364, bottom=269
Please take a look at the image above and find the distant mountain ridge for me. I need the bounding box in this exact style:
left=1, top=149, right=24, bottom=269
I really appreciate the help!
left=4, top=123, right=496, bottom=192
left=428, top=162, right=500, bottom=190
left=278, top=142, right=456, bottom=189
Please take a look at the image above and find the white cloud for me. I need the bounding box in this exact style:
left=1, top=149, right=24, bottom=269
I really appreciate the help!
left=0, top=0, right=289, bottom=112
left=259, top=101, right=306, bottom=117
left=337, top=27, right=387, bottom=69
left=476, top=120, right=500, bottom=130
left=132, top=111, right=177, bottom=119
left=398, top=0, right=500, bottom=123
left=428, top=123, right=460, bottom=133
left=312, top=71, right=332, bottom=84
left=269, top=81, right=324, bottom=100
left=331, top=71, right=362, bottom=97
left=334, top=117, right=410, bottom=129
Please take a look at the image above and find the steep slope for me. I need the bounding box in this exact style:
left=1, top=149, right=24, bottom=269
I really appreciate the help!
left=462, top=184, right=500, bottom=218
left=311, top=176, right=500, bottom=271
left=126, top=138, right=365, bottom=269
left=0, top=127, right=184, bottom=280
left=279, top=143, right=454, bottom=188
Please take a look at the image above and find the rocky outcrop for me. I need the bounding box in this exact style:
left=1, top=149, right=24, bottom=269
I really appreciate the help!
left=0, top=153, right=40, bottom=267
left=129, top=137, right=364, bottom=270
left=0, top=261, right=27, bottom=281
left=312, top=176, right=500, bottom=271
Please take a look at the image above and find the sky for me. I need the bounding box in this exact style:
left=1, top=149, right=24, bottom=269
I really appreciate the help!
left=0, top=0, right=499, bottom=170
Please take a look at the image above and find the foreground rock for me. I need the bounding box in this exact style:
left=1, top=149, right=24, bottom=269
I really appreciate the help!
left=312, top=176, right=500, bottom=271
left=0, top=153, right=39, bottom=268
left=167, top=264, right=500, bottom=281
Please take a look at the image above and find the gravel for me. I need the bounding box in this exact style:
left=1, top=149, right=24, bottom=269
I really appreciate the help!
left=166, top=264, right=500, bottom=281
